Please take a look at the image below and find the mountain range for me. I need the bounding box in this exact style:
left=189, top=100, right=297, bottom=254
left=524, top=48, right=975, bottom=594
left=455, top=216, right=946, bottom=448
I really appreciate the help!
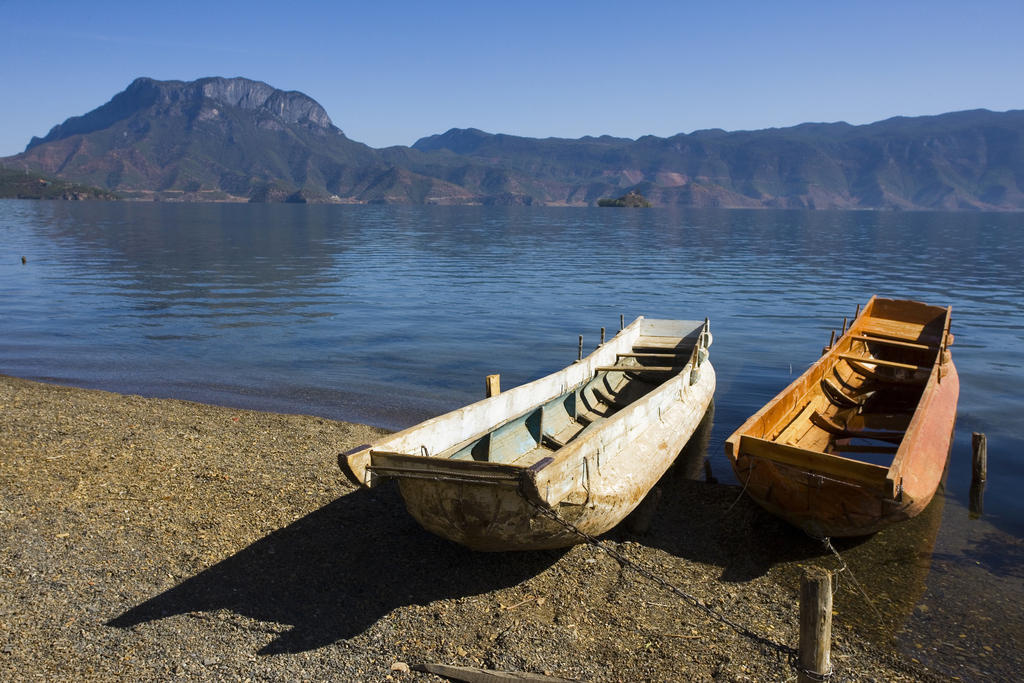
left=3, top=76, right=1023, bottom=210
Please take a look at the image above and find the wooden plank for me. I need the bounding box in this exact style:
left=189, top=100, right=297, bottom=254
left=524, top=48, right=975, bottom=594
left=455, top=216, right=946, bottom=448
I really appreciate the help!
left=838, top=354, right=928, bottom=372
left=791, top=420, right=834, bottom=452
left=594, top=366, right=683, bottom=373
left=851, top=335, right=938, bottom=351
left=847, top=412, right=912, bottom=431
left=775, top=397, right=822, bottom=445
left=809, top=410, right=904, bottom=444
left=370, top=451, right=524, bottom=483
left=739, top=435, right=890, bottom=486
left=412, top=663, right=580, bottom=682
left=617, top=352, right=689, bottom=359
left=633, top=336, right=688, bottom=350
left=486, top=374, right=501, bottom=397
left=639, top=318, right=704, bottom=339
left=845, top=361, right=928, bottom=385
left=859, top=318, right=928, bottom=341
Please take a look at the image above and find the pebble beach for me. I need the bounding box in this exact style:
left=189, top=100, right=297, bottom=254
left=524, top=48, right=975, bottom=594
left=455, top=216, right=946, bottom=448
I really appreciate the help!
left=0, top=374, right=958, bottom=682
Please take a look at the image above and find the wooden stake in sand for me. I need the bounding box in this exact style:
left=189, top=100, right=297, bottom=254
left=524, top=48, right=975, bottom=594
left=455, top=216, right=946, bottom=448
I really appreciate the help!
left=798, top=566, right=833, bottom=683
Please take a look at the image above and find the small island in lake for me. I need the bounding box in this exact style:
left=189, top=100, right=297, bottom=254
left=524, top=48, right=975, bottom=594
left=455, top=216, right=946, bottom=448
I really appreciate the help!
left=598, top=189, right=653, bottom=207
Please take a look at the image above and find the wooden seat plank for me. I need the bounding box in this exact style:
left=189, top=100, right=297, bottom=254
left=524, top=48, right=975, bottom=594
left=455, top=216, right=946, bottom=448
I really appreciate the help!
left=739, top=435, right=890, bottom=486
left=838, top=354, right=928, bottom=372
left=859, top=318, right=928, bottom=340
left=633, top=336, right=688, bottom=351
left=852, top=335, right=938, bottom=351
left=809, top=410, right=904, bottom=444
left=595, top=366, right=683, bottom=373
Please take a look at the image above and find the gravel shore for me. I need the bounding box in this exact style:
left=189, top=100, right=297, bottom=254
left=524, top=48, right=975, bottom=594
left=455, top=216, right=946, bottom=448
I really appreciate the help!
left=0, top=374, right=956, bottom=682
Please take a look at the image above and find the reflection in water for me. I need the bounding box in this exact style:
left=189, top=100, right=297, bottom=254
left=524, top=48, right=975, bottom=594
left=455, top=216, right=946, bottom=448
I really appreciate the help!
left=827, top=473, right=947, bottom=643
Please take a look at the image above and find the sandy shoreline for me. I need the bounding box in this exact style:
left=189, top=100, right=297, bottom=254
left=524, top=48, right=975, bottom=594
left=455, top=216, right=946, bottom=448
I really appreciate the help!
left=0, top=374, right=955, bottom=682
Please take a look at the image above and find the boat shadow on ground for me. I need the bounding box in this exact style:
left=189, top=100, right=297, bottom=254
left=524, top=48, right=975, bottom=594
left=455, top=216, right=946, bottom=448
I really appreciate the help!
left=612, top=472, right=857, bottom=583
left=609, top=400, right=875, bottom=583
left=108, top=484, right=566, bottom=655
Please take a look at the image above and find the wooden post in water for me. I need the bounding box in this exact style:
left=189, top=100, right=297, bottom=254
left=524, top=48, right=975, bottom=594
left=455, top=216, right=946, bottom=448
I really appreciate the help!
left=970, top=432, right=987, bottom=519
left=620, top=314, right=624, bottom=331
left=485, top=374, right=501, bottom=398
left=972, top=433, right=987, bottom=482
left=798, top=566, right=833, bottom=683
left=600, top=327, right=606, bottom=346
left=578, top=335, right=583, bottom=362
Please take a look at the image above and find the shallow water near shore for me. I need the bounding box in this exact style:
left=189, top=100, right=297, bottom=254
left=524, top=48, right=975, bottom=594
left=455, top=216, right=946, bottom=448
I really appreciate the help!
left=1, top=200, right=1022, bottom=679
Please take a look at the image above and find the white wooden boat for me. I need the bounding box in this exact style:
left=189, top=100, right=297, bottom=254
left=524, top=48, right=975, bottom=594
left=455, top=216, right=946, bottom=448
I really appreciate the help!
left=340, top=316, right=715, bottom=550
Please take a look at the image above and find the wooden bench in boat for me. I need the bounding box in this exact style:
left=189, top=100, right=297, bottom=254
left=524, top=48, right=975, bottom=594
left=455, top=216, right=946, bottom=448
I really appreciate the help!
left=370, top=450, right=525, bottom=484
left=632, top=335, right=693, bottom=352
left=809, top=410, right=904, bottom=444
left=843, top=358, right=928, bottom=384
left=738, top=435, right=891, bottom=487
left=595, top=366, right=686, bottom=373
left=838, top=354, right=930, bottom=373
left=851, top=335, right=940, bottom=351
left=858, top=318, right=931, bottom=343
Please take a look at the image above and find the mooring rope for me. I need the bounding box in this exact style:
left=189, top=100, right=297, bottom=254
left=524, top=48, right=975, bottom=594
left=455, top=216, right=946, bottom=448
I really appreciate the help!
left=814, top=534, right=894, bottom=644
left=517, top=483, right=798, bottom=665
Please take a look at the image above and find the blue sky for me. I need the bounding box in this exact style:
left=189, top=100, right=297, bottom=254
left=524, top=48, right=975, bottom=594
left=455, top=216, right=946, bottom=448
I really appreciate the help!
left=1, top=0, right=1022, bottom=156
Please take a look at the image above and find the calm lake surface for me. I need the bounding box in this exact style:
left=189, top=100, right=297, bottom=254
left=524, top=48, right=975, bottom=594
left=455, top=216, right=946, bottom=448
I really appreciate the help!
left=2, top=201, right=1022, bottom=677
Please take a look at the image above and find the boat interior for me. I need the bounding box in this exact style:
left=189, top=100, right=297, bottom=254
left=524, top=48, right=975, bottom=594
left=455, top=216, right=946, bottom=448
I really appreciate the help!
left=753, top=299, right=951, bottom=470
left=438, top=330, right=704, bottom=469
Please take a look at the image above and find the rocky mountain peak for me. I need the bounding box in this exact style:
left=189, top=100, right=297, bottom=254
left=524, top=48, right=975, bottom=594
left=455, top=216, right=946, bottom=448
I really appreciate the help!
left=26, top=77, right=338, bottom=151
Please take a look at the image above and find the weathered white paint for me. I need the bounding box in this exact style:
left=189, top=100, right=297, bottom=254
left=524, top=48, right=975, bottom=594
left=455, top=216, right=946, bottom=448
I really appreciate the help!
left=338, top=316, right=714, bottom=550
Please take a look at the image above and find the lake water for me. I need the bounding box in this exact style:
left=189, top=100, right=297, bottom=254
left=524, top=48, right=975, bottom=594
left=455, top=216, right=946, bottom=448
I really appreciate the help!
left=1, top=201, right=1022, bottom=678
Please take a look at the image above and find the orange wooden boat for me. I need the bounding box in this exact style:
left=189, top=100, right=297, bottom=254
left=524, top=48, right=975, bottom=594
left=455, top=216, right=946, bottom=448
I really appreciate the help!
left=724, top=297, right=958, bottom=537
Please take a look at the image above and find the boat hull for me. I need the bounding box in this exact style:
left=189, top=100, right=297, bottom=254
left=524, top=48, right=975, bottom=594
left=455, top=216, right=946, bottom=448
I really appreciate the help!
left=398, top=363, right=715, bottom=550
left=340, top=316, right=715, bottom=550
left=725, top=297, right=958, bottom=537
